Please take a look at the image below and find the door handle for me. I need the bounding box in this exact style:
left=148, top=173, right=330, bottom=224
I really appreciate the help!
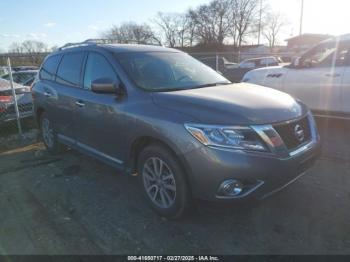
left=325, top=73, right=341, bottom=78
left=44, top=91, right=52, bottom=97
left=75, top=101, right=85, bottom=107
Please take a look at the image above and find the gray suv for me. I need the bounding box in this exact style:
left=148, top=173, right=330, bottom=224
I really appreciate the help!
left=32, top=41, right=321, bottom=218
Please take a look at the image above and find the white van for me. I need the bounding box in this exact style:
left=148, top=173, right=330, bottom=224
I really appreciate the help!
left=243, top=34, right=350, bottom=119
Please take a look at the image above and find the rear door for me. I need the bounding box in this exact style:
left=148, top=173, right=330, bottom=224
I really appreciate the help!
left=73, top=52, right=126, bottom=165
left=47, top=52, right=86, bottom=142
left=282, top=41, right=347, bottom=113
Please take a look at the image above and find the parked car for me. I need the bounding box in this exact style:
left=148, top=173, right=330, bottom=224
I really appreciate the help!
left=0, top=66, right=9, bottom=77
left=200, top=56, right=238, bottom=72
left=32, top=41, right=320, bottom=218
left=243, top=34, right=350, bottom=119
left=1, top=70, right=38, bottom=87
left=12, top=66, right=39, bottom=72
left=225, top=56, right=282, bottom=83
left=0, top=79, right=33, bottom=123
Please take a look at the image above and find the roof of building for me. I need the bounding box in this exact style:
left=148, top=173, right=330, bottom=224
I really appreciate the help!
left=285, top=33, right=333, bottom=42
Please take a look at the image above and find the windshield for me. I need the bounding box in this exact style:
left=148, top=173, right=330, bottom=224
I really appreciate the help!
left=116, top=52, right=230, bottom=91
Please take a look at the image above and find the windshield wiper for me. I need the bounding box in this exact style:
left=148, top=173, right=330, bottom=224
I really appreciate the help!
left=188, top=82, right=231, bottom=89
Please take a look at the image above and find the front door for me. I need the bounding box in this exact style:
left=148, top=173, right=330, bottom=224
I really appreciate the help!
left=74, top=52, right=126, bottom=166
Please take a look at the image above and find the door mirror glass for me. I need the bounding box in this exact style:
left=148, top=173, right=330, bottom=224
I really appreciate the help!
left=91, top=78, right=119, bottom=94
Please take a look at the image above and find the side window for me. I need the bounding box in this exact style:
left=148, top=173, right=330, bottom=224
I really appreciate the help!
left=56, top=52, right=85, bottom=87
left=39, top=55, right=61, bottom=81
left=83, top=53, right=118, bottom=90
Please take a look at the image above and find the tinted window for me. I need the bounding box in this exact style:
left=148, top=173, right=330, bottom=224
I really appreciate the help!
left=56, top=52, right=85, bottom=87
left=84, top=53, right=118, bottom=90
left=40, top=55, right=61, bottom=81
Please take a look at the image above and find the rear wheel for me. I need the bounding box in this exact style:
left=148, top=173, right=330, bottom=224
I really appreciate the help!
left=138, top=144, right=191, bottom=219
left=40, top=112, right=65, bottom=154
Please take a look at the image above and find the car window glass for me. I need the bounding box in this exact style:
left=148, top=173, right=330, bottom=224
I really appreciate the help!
left=40, top=55, right=61, bottom=81
left=240, top=61, right=255, bottom=68
left=117, top=52, right=229, bottom=91
left=84, top=53, right=118, bottom=90
left=56, top=52, right=85, bottom=87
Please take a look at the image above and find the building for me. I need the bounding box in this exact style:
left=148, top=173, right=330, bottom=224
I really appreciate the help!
left=285, top=33, right=333, bottom=54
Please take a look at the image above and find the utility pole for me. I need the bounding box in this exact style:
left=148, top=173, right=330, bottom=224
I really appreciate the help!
left=257, top=0, right=263, bottom=45
left=299, top=0, right=304, bottom=35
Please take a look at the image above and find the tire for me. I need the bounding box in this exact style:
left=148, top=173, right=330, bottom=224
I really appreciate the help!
left=40, top=112, right=65, bottom=154
left=137, top=144, right=191, bottom=219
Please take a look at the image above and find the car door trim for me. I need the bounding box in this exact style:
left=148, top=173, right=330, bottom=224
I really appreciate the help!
left=58, top=134, right=124, bottom=165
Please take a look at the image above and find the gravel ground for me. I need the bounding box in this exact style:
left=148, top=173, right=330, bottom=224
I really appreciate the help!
left=0, top=118, right=349, bottom=255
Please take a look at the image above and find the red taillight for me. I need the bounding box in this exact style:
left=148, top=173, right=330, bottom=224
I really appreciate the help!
left=0, top=96, right=13, bottom=103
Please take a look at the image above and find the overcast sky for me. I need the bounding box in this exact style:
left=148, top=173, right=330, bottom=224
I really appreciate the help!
left=0, top=0, right=348, bottom=51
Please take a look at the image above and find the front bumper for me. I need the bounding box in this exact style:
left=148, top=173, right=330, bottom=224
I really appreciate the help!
left=182, top=115, right=321, bottom=202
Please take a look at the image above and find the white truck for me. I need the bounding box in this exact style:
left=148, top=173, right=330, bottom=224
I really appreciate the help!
left=243, top=34, right=350, bottom=120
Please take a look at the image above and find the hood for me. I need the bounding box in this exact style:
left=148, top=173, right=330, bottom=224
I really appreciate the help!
left=244, top=66, right=288, bottom=80
left=152, top=83, right=307, bottom=125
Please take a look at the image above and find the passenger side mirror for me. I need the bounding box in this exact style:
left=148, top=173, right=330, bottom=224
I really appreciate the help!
left=91, top=78, right=122, bottom=95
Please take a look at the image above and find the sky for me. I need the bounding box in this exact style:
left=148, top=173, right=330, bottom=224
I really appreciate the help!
left=0, top=0, right=349, bottom=51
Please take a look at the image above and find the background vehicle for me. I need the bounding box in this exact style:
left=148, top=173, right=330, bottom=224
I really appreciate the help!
left=12, top=66, right=39, bottom=72
left=0, top=66, right=9, bottom=77
left=1, top=70, right=38, bottom=87
left=225, top=56, right=282, bottom=83
left=200, top=56, right=238, bottom=72
left=243, top=34, right=350, bottom=119
left=32, top=41, right=320, bottom=219
left=0, top=79, right=33, bottom=123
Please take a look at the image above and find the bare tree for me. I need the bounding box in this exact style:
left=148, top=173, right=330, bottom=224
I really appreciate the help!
left=104, top=22, right=161, bottom=45
left=189, top=0, right=232, bottom=45
left=21, top=40, right=48, bottom=53
left=8, top=40, right=49, bottom=65
left=230, top=0, right=259, bottom=49
left=9, top=42, right=24, bottom=53
left=153, top=12, right=185, bottom=47
left=262, top=12, right=286, bottom=48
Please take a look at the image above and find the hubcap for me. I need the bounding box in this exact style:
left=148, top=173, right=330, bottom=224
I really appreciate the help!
left=42, top=118, right=54, bottom=148
left=142, top=157, right=176, bottom=209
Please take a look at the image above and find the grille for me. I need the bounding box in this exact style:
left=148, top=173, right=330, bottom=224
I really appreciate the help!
left=273, top=116, right=312, bottom=150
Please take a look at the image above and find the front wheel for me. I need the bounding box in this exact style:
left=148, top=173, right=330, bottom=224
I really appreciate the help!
left=138, top=145, right=191, bottom=219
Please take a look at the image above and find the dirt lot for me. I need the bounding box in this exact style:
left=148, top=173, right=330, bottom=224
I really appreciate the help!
left=0, top=118, right=349, bottom=255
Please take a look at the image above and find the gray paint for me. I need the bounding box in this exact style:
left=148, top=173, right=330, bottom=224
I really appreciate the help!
left=32, top=44, right=321, bottom=201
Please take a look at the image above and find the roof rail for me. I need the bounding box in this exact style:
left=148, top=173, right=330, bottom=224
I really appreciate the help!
left=58, top=38, right=163, bottom=51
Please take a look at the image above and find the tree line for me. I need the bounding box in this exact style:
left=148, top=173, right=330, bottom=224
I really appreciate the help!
left=103, top=0, right=287, bottom=49
left=5, top=0, right=287, bottom=61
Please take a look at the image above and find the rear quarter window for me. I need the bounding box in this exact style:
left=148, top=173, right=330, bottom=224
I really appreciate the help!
left=39, top=55, right=62, bottom=81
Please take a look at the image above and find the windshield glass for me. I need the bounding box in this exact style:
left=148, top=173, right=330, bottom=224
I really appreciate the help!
left=116, top=52, right=230, bottom=91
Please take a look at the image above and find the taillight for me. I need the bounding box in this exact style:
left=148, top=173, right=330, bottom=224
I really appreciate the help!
left=0, top=96, right=13, bottom=103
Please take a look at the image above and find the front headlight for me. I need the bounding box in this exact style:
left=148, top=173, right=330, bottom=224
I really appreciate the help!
left=185, top=124, right=267, bottom=152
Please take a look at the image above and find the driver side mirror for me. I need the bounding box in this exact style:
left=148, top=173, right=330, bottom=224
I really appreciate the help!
left=91, top=78, right=123, bottom=95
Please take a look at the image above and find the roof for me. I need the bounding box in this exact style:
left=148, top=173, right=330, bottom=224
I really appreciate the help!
left=322, top=33, right=350, bottom=43
left=241, top=56, right=277, bottom=62
left=54, top=39, right=181, bottom=55
left=102, top=44, right=180, bottom=53
left=285, top=33, right=333, bottom=42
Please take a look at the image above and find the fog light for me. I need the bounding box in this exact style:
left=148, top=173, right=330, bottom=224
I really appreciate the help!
left=218, top=179, right=244, bottom=197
